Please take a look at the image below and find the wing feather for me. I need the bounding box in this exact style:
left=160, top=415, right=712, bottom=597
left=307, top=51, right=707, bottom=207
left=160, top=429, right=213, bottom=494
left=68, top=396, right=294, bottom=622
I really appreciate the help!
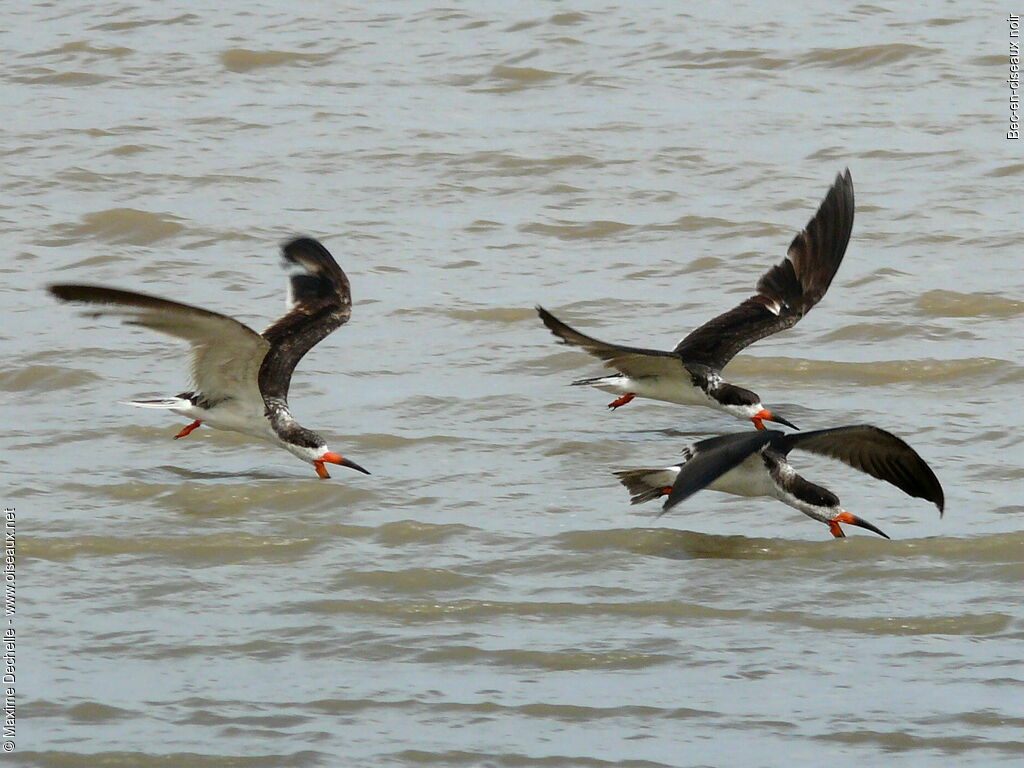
left=48, top=285, right=268, bottom=403
left=673, top=169, right=854, bottom=370
left=258, top=237, right=353, bottom=402
left=662, top=431, right=774, bottom=514
left=780, top=425, right=945, bottom=514
left=536, top=305, right=684, bottom=379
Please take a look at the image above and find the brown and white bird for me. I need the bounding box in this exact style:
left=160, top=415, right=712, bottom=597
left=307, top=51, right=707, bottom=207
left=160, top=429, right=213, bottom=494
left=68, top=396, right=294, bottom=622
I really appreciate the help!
left=538, top=169, right=855, bottom=430
left=48, top=237, right=370, bottom=479
left=615, top=425, right=944, bottom=539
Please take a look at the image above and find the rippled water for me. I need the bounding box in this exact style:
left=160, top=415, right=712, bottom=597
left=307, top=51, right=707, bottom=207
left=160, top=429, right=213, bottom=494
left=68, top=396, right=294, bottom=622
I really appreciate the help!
left=5, top=2, right=1024, bottom=766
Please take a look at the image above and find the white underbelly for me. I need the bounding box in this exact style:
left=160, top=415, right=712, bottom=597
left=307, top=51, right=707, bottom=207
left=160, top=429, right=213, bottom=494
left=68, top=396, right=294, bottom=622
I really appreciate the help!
left=705, top=455, right=776, bottom=498
left=172, top=398, right=271, bottom=440
left=590, top=375, right=712, bottom=407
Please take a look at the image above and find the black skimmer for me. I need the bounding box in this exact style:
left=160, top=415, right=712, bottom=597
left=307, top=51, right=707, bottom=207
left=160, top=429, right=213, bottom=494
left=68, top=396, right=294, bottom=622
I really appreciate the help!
left=537, top=169, right=855, bottom=430
left=615, top=425, right=944, bottom=539
left=48, top=237, right=370, bottom=479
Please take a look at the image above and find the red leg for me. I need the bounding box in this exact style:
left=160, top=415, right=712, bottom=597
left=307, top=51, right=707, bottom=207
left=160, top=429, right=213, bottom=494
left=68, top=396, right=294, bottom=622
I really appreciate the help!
left=174, top=420, right=203, bottom=439
left=607, top=393, right=635, bottom=409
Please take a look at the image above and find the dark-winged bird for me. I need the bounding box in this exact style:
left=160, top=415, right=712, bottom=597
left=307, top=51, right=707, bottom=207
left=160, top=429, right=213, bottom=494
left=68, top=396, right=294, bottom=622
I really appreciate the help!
left=538, top=170, right=855, bottom=430
left=49, top=237, right=370, bottom=479
left=615, top=425, right=943, bottom=539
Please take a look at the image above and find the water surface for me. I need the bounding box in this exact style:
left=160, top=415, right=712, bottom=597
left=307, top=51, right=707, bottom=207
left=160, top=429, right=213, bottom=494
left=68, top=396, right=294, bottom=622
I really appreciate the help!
left=3, top=2, right=1023, bottom=766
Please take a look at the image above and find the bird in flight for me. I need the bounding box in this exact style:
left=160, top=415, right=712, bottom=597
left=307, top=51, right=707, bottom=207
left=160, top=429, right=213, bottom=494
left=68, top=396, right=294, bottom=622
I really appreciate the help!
left=538, top=169, right=855, bottom=430
left=49, top=237, right=370, bottom=479
left=615, top=425, right=944, bottom=539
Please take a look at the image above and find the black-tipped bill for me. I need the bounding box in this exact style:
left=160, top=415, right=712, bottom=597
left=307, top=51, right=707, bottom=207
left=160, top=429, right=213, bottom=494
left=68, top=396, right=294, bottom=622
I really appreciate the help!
left=768, top=411, right=799, bottom=430
left=340, top=457, right=371, bottom=476
left=843, top=512, right=890, bottom=540
left=753, top=408, right=799, bottom=431
left=320, top=452, right=371, bottom=475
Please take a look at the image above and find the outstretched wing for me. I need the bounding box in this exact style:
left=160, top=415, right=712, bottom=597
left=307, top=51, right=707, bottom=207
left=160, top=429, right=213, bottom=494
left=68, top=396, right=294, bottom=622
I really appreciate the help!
left=662, top=430, right=775, bottom=514
left=258, top=237, right=353, bottom=402
left=48, top=285, right=268, bottom=404
left=780, top=425, right=945, bottom=514
left=536, top=305, right=684, bottom=379
left=673, top=169, right=854, bottom=371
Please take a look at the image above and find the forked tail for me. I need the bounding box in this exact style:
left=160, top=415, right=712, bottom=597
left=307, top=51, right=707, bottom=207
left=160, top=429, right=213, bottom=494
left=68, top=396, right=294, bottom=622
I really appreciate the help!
left=613, top=467, right=680, bottom=505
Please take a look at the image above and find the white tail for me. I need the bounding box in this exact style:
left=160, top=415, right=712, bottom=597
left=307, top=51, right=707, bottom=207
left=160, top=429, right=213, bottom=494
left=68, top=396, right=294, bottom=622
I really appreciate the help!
left=571, top=374, right=623, bottom=387
left=124, top=398, right=191, bottom=410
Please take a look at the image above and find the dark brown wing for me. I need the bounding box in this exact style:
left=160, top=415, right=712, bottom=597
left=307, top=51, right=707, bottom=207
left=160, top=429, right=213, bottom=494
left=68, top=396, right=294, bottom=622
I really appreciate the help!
left=662, top=430, right=774, bottom=514
left=258, top=237, right=352, bottom=402
left=536, top=305, right=684, bottom=379
left=779, top=425, right=945, bottom=514
left=673, top=169, right=854, bottom=371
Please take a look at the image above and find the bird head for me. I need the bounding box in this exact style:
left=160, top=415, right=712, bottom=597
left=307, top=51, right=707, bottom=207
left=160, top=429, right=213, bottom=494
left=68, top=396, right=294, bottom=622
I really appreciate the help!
left=281, top=432, right=371, bottom=479
left=716, top=384, right=798, bottom=430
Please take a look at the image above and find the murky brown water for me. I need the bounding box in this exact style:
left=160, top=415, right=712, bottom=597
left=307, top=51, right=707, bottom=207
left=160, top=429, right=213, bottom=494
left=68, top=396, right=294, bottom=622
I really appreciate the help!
left=4, top=2, right=1024, bottom=766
